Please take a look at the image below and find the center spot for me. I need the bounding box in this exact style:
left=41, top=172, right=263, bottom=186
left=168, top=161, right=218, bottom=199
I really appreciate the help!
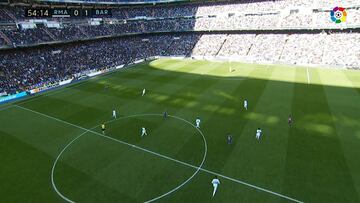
left=53, top=115, right=206, bottom=202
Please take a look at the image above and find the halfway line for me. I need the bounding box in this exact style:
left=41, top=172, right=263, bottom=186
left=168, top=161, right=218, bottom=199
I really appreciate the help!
left=14, top=104, right=304, bottom=203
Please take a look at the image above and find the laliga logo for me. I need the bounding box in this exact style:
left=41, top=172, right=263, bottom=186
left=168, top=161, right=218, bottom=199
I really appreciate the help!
left=330, top=7, right=347, bottom=23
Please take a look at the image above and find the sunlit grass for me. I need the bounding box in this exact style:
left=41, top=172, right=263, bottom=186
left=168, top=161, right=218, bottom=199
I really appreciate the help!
left=150, top=58, right=360, bottom=88
left=1, top=58, right=359, bottom=203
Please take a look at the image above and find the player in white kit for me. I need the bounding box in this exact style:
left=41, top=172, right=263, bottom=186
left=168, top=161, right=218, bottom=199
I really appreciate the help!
left=212, top=176, right=220, bottom=197
left=244, top=99, right=248, bottom=110
left=112, top=109, right=117, bottom=119
left=141, top=127, right=147, bottom=137
left=256, top=128, right=262, bottom=140
left=142, top=88, right=146, bottom=96
left=195, top=117, right=201, bottom=128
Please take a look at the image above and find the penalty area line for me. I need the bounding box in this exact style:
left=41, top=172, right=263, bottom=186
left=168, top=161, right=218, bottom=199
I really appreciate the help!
left=15, top=104, right=304, bottom=203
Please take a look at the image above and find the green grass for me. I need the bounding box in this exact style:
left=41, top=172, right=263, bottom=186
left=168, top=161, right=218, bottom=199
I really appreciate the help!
left=0, top=58, right=359, bottom=203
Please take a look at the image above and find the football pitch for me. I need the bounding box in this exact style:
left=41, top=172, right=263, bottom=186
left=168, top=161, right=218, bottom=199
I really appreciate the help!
left=0, top=58, right=359, bottom=203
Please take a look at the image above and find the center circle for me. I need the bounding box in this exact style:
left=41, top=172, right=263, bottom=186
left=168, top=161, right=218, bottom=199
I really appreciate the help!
left=51, top=114, right=207, bottom=203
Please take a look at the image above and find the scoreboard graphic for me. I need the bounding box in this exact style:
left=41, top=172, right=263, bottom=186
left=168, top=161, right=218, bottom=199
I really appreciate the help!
left=25, top=8, right=112, bottom=18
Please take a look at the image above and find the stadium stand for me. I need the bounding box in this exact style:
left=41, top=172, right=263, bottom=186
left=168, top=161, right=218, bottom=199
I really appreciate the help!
left=0, top=0, right=359, bottom=96
left=1, top=31, right=360, bottom=95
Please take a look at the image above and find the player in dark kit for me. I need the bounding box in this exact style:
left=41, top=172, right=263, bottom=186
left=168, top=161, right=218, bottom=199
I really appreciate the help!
left=288, top=115, right=293, bottom=126
left=163, top=110, right=168, bottom=118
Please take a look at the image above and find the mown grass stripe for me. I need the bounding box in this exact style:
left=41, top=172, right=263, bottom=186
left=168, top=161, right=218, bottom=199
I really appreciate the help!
left=319, top=70, right=360, bottom=202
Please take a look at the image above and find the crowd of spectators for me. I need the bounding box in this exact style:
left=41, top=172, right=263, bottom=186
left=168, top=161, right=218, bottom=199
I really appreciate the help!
left=1, top=0, right=359, bottom=23
left=1, top=31, right=359, bottom=95
left=1, top=6, right=359, bottom=47
left=280, top=33, right=326, bottom=65
left=0, top=34, right=186, bottom=95
left=47, top=26, right=87, bottom=41
left=1, top=0, right=360, bottom=96
left=322, top=32, right=360, bottom=67
left=1, top=1, right=359, bottom=24
left=197, top=32, right=359, bottom=68
left=280, top=11, right=313, bottom=28
left=217, top=34, right=255, bottom=57
left=0, top=37, right=5, bottom=47
left=0, top=8, right=14, bottom=23
left=191, top=34, right=227, bottom=56
left=247, top=34, right=287, bottom=62
left=2, top=28, right=53, bottom=45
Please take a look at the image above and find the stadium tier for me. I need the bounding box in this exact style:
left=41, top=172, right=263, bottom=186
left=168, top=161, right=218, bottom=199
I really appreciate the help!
left=0, top=1, right=359, bottom=95
left=1, top=32, right=360, bottom=95
left=36, top=0, right=187, bottom=4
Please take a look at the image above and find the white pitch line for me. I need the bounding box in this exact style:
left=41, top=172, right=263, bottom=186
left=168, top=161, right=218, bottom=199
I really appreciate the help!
left=306, top=67, right=310, bottom=84
left=200, top=167, right=303, bottom=203
left=15, top=105, right=304, bottom=203
left=0, top=67, right=121, bottom=111
left=0, top=81, right=83, bottom=112
left=17, top=107, right=207, bottom=203
left=0, top=105, right=14, bottom=112
left=50, top=113, right=205, bottom=203
left=15, top=104, right=90, bottom=132
left=96, top=117, right=207, bottom=203
left=51, top=133, right=85, bottom=203
left=13, top=80, right=92, bottom=107
left=79, top=114, right=208, bottom=203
